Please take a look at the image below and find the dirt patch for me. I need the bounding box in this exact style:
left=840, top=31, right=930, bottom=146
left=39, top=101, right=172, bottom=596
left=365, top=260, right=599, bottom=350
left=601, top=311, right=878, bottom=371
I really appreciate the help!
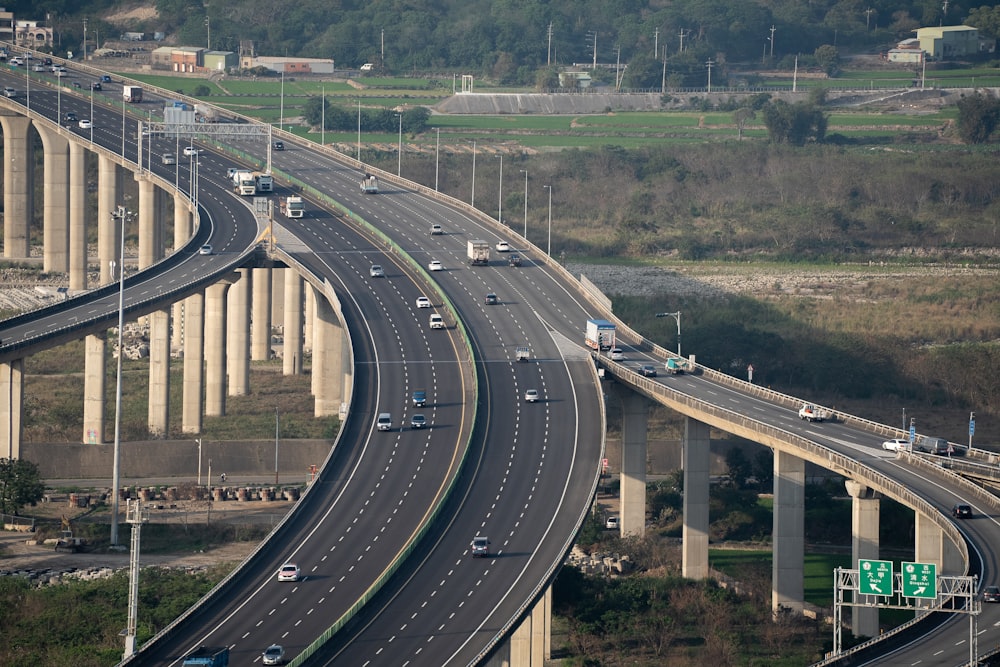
left=105, top=4, right=159, bottom=25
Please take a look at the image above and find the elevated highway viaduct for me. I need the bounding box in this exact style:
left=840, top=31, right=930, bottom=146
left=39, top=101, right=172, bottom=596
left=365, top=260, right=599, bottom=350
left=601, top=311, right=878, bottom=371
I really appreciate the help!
left=0, top=52, right=997, bottom=666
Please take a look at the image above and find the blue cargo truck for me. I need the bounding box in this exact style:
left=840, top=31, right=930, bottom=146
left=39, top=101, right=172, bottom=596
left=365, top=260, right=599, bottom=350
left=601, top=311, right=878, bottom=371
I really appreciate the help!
left=182, top=646, right=229, bottom=667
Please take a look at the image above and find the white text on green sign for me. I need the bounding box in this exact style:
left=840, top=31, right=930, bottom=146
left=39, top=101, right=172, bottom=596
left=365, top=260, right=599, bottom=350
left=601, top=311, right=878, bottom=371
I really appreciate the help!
left=902, top=561, right=937, bottom=599
left=859, top=559, right=893, bottom=596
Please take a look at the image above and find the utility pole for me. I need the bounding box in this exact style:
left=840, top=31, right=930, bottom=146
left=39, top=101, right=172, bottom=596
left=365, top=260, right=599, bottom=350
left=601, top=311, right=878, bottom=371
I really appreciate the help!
left=653, top=27, right=659, bottom=58
left=614, top=44, right=622, bottom=91
left=865, top=7, right=874, bottom=31
left=82, top=17, right=87, bottom=62
left=592, top=31, right=597, bottom=69
left=678, top=27, right=686, bottom=53
left=706, top=58, right=714, bottom=93
left=769, top=25, right=776, bottom=57
left=547, top=22, right=553, bottom=65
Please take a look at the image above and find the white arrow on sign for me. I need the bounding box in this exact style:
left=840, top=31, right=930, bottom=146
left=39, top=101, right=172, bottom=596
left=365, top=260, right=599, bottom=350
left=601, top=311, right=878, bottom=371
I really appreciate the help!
left=912, top=586, right=926, bottom=595
left=869, top=582, right=883, bottom=593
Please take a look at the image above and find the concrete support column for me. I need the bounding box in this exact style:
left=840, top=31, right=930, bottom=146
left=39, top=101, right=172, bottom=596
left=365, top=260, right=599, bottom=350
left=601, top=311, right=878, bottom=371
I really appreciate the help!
left=83, top=333, right=107, bottom=444
left=171, top=194, right=192, bottom=350
left=205, top=283, right=231, bottom=416
left=137, top=177, right=161, bottom=269
left=68, top=141, right=88, bottom=291
left=252, top=267, right=273, bottom=361
left=0, top=114, right=34, bottom=259
left=148, top=309, right=171, bottom=437
left=283, top=270, right=304, bottom=375
left=312, top=288, right=344, bottom=417
left=0, top=359, right=25, bottom=459
left=182, top=293, right=205, bottom=434
left=98, top=157, right=120, bottom=285
left=682, top=417, right=711, bottom=579
left=304, top=287, right=314, bottom=353
left=772, top=450, right=805, bottom=615
left=619, top=390, right=649, bottom=537
left=915, top=513, right=963, bottom=576
left=227, top=269, right=251, bottom=396
left=846, top=480, right=880, bottom=638
left=37, top=126, right=70, bottom=273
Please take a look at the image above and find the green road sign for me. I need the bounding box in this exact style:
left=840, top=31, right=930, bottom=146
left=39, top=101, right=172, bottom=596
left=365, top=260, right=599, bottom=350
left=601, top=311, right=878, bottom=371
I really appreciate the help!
left=858, top=559, right=893, bottom=596
left=902, top=561, right=937, bottom=599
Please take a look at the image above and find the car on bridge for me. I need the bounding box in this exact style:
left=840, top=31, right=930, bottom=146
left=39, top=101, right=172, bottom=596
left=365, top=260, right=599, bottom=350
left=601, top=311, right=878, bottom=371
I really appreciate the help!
left=182, top=146, right=199, bottom=157
left=982, top=586, right=1000, bottom=603
left=429, top=260, right=444, bottom=271
left=369, top=264, right=385, bottom=278
left=198, top=244, right=213, bottom=256
left=415, top=296, right=431, bottom=309
left=410, top=414, right=427, bottom=429
left=496, top=240, right=510, bottom=252
left=262, top=644, right=285, bottom=665
left=524, top=389, right=539, bottom=403
left=276, top=563, right=300, bottom=582
left=3, top=86, right=16, bottom=98
left=640, top=365, right=657, bottom=377
left=272, top=140, right=284, bottom=151
left=78, top=119, right=92, bottom=129
left=471, top=536, right=490, bottom=558
left=881, top=439, right=909, bottom=452
left=952, top=503, right=972, bottom=519
left=485, top=292, right=498, bottom=305
left=377, top=413, right=392, bottom=431
left=64, top=111, right=78, bottom=122
left=412, top=389, right=427, bottom=406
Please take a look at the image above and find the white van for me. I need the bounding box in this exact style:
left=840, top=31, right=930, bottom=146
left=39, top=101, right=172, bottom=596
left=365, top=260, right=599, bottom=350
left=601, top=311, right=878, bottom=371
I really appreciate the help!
left=360, top=63, right=374, bottom=71
left=377, top=413, right=392, bottom=431
left=429, top=314, right=444, bottom=329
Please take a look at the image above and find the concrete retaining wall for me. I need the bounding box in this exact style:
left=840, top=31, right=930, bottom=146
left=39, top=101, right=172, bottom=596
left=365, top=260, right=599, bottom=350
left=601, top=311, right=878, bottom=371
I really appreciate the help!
left=22, top=439, right=332, bottom=480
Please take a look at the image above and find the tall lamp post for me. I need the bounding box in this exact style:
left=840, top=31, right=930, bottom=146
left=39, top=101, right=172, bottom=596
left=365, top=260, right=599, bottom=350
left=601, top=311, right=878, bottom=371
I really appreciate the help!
left=470, top=140, right=476, bottom=208
left=110, top=204, right=133, bottom=546
left=396, top=113, right=402, bottom=176
left=497, top=153, right=503, bottom=223
left=434, top=127, right=440, bottom=191
left=655, top=310, right=682, bottom=358
left=519, top=169, right=528, bottom=239
left=543, top=185, right=552, bottom=256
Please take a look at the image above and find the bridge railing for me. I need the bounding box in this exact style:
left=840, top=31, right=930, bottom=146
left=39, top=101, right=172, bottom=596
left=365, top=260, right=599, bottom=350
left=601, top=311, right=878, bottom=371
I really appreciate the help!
left=599, top=358, right=970, bottom=571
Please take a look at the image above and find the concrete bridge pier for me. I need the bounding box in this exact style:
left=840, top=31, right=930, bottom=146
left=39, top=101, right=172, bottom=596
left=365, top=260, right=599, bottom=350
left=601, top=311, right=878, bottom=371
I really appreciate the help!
left=227, top=269, right=251, bottom=396
left=846, top=480, right=880, bottom=638
left=773, top=450, right=805, bottom=615
left=171, top=193, right=193, bottom=350
left=252, top=267, right=273, bottom=361
left=618, top=388, right=649, bottom=537
left=97, top=157, right=121, bottom=285
left=283, top=270, right=304, bottom=375
left=0, top=113, right=33, bottom=259
left=0, top=359, right=24, bottom=459
left=148, top=309, right=171, bottom=437
left=83, top=333, right=107, bottom=444
left=137, top=177, right=164, bottom=269
left=37, top=126, right=69, bottom=274
left=683, top=417, right=711, bottom=579
left=311, top=287, right=346, bottom=417
left=205, top=282, right=232, bottom=417
left=68, top=141, right=88, bottom=291
left=182, top=292, right=205, bottom=434
left=484, top=586, right=552, bottom=667
left=915, top=512, right=964, bottom=576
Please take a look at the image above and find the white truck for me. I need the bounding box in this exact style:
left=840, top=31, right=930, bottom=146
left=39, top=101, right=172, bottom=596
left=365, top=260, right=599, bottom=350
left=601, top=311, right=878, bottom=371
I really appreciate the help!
left=798, top=403, right=830, bottom=422
left=467, top=240, right=490, bottom=266
left=122, top=85, right=143, bottom=103
left=360, top=174, right=379, bottom=194
left=230, top=169, right=256, bottom=195
left=252, top=171, right=273, bottom=193
left=585, top=319, right=616, bottom=351
left=664, top=358, right=691, bottom=374
left=279, top=196, right=304, bottom=218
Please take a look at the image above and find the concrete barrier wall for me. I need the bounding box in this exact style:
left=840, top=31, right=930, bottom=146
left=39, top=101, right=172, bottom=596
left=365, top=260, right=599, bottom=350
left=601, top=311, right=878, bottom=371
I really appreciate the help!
left=22, top=439, right=332, bottom=480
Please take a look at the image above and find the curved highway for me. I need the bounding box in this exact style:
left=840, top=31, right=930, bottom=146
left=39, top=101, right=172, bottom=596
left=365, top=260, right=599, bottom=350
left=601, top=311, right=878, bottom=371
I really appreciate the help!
left=2, top=57, right=997, bottom=667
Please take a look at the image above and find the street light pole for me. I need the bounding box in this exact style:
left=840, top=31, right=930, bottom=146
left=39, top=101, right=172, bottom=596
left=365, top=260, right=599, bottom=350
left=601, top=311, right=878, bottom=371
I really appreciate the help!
left=110, top=205, right=132, bottom=546
left=497, top=153, right=503, bottom=223
left=274, top=407, right=280, bottom=485
left=435, top=127, right=440, bottom=191
left=470, top=140, right=476, bottom=208
left=396, top=113, right=402, bottom=176
left=520, top=169, right=528, bottom=239
left=655, top=310, right=682, bottom=358
left=543, top=185, right=552, bottom=256
left=197, top=438, right=203, bottom=486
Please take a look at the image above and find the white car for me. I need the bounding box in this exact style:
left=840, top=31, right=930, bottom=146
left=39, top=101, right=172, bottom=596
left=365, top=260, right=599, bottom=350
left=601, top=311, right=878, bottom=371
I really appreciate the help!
left=495, top=240, right=510, bottom=252
left=198, top=244, right=213, bottom=256
left=78, top=119, right=92, bottom=129
left=369, top=264, right=385, bottom=278
left=182, top=146, right=199, bottom=157
left=415, top=296, right=431, bottom=309
left=605, top=516, right=619, bottom=529
left=609, top=347, right=624, bottom=361
left=881, top=438, right=909, bottom=452
left=524, top=389, right=539, bottom=403
left=430, top=224, right=443, bottom=235
left=161, top=153, right=176, bottom=165
left=429, top=260, right=443, bottom=272
left=276, top=563, right=300, bottom=582
left=262, top=644, right=285, bottom=666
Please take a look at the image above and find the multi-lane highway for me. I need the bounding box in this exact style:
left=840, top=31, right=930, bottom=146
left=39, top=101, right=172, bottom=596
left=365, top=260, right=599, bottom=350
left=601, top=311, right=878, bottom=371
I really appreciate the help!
left=2, top=55, right=998, bottom=667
